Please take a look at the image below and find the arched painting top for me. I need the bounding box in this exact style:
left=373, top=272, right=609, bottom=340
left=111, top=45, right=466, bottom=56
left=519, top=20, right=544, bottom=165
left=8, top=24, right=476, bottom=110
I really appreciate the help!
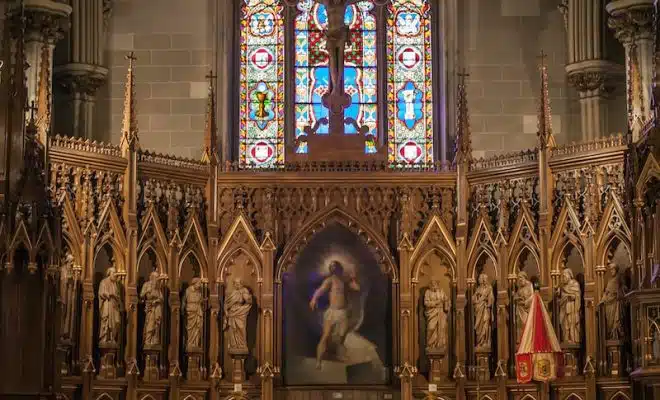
left=276, top=206, right=396, bottom=283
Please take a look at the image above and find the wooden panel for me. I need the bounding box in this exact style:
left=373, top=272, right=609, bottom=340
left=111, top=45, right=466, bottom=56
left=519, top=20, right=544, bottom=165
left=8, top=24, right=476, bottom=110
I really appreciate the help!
left=275, top=389, right=400, bottom=400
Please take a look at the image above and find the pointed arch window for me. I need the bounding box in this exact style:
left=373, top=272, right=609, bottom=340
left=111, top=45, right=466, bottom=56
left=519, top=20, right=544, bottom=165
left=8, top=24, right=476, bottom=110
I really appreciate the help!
left=294, top=0, right=378, bottom=153
left=387, top=0, right=434, bottom=165
left=236, top=0, right=438, bottom=167
left=239, top=0, right=286, bottom=167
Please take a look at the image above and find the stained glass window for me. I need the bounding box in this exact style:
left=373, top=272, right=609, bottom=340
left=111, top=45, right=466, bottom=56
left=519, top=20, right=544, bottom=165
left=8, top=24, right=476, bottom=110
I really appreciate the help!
left=239, top=0, right=285, bottom=167
left=294, top=0, right=378, bottom=154
left=387, top=0, right=434, bottom=165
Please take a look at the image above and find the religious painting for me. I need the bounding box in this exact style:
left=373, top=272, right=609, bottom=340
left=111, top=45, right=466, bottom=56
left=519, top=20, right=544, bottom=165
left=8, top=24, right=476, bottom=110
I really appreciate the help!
left=283, top=224, right=391, bottom=385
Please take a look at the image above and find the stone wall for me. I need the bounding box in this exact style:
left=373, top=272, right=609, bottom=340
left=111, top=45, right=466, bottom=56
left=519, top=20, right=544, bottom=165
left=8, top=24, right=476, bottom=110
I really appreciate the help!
left=97, top=0, right=215, bottom=158
left=461, top=0, right=570, bottom=158
left=95, top=0, right=626, bottom=159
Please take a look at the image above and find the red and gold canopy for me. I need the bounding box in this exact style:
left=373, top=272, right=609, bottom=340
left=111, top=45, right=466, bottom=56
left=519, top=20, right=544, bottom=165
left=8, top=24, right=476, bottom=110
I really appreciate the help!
left=515, top=292, right=563, bottom=383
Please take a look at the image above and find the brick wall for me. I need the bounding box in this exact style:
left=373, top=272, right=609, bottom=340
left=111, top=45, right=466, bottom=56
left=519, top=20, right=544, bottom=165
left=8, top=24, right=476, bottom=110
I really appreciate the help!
left=97, top=0, right=214, bottom=158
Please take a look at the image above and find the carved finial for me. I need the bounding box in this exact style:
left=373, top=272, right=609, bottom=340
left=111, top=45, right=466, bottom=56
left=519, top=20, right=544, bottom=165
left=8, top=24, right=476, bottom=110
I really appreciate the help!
left=454, top=68, right=472, bottom=164
left=27, top=100, right=38, bottom=127
left=120, top=52, right=139, bottom=154
left=201, top=70, right=218, bottom=164
left=628, top=41, right=645, bottom=139
left=537, top=51, right=556, bottom=150
left=35, top=43, right=51, bottom=145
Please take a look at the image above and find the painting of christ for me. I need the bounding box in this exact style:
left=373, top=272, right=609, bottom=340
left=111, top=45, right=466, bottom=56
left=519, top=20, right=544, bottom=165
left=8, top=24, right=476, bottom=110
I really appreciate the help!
left=283, top=224, right=391, bottom=385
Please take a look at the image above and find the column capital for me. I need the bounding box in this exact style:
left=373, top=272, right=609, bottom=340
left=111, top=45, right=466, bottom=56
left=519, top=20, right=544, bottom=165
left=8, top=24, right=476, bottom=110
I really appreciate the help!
left=607, top=0, right=655, bottom=44
left=54, top=64, right=109, bottom=98
left=566, top=60, right=624, bottom=95
left=19, top=0, right=73, bottom=44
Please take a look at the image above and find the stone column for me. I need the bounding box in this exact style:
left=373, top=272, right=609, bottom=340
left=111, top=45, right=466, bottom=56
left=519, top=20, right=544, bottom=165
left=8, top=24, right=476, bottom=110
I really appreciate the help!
left=54, top=0, right=109, bottom=138
left=564, top=0, right=622, bottom=141
left=216, top=0, right=236, bottom=164
left=607, top=0, right=655, bottom=139
left=22, top=0, right=71, bottom=123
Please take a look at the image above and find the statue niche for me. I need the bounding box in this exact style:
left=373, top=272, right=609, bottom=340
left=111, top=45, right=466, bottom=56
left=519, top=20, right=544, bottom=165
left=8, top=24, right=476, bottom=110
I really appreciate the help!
left=179, top=253, right=206, bottom=381
left=512, top=247, right=539, bottom=345
left=219, top=250, right=259, bottom=384
left=93, top=245, right=124, bottom=379
left=137, top=249, right=165, bottom=381
left=415, top=255, right=454, bottom=383
left=556, top=244, right=584, bottom=377
left=283, top=223, right=391, bottom=386
left=599, top=238, right=632, bottom=376
left=470, top=254, right=496, bottom=382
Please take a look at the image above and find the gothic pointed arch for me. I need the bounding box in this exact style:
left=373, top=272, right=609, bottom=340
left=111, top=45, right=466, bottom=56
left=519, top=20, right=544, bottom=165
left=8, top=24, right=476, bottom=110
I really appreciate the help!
left=137, top=204, right=169, bottom=274
left=508, top=204, right=540, bottom=276
left=609, top=391, right=631, bottom=400
left=58, top=193, right=84, bottom=262
left=276, top=205, right=396, bottom=282
left=410, top=213, right=457, bottom=281
left=34, top=222, right=55, bottom=265
left=466, top=213, right=498, bottom=280
left=550, top=198, right=585, bottom=272
left=595, top=192, right=632, bottom=267
left=8, top=219, right=33, bottom=255
left=92, top=199, right=127, bottom=273
left=635, top=152, right=660, bottom=198
left=216, top=212, right=263, bottom=283
left=178, top=215, right=209, bottom=279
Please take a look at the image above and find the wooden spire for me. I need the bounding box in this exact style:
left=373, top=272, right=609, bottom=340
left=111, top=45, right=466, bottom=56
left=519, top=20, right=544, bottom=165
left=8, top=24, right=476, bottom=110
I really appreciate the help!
left=455, top=69, right=472, bottom=164
left=35, top=43, right=51, bottom=145
left=628, top=42, right=645, bottom=139
left=201, top=70, right=218, bottom=164
left=120, top=52, right=139, bottom=153
left=537, top=51, right=556, bottom=150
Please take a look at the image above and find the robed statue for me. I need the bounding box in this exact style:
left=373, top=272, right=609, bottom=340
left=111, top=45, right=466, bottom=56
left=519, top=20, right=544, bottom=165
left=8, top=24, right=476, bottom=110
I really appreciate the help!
left=559, top=267, right=582, bottom=344
left=183, top=278, right=204, bottom=350
left=59, top=252, right=76, bottom=339
left=99, top=267, right=123, bottom=345
left=598, top=263, right=627, bottom=340
left=223, top=278, right=253, bottom=351
left=514, top=271, right=534, bottom=342
left=140, top=271, right=163, bottom=346
left=424, top=280, right=450, bottom=350
left=472, top=273, right=495, bottom=349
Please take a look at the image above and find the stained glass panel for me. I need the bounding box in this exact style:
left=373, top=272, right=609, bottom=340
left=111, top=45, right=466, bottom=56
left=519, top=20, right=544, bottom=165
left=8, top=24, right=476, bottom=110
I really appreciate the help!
left=387, top=0, right=434, bottom=165
left=239, top=0, right=285, bottom=167
left=294, top=0, right=378, bottom=153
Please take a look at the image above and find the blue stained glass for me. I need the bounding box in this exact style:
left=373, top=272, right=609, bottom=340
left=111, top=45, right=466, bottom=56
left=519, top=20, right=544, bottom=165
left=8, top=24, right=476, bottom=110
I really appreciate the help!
left=387, top=0, right=434, bottom=165
left=294, top=0, right=378, bottom=153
